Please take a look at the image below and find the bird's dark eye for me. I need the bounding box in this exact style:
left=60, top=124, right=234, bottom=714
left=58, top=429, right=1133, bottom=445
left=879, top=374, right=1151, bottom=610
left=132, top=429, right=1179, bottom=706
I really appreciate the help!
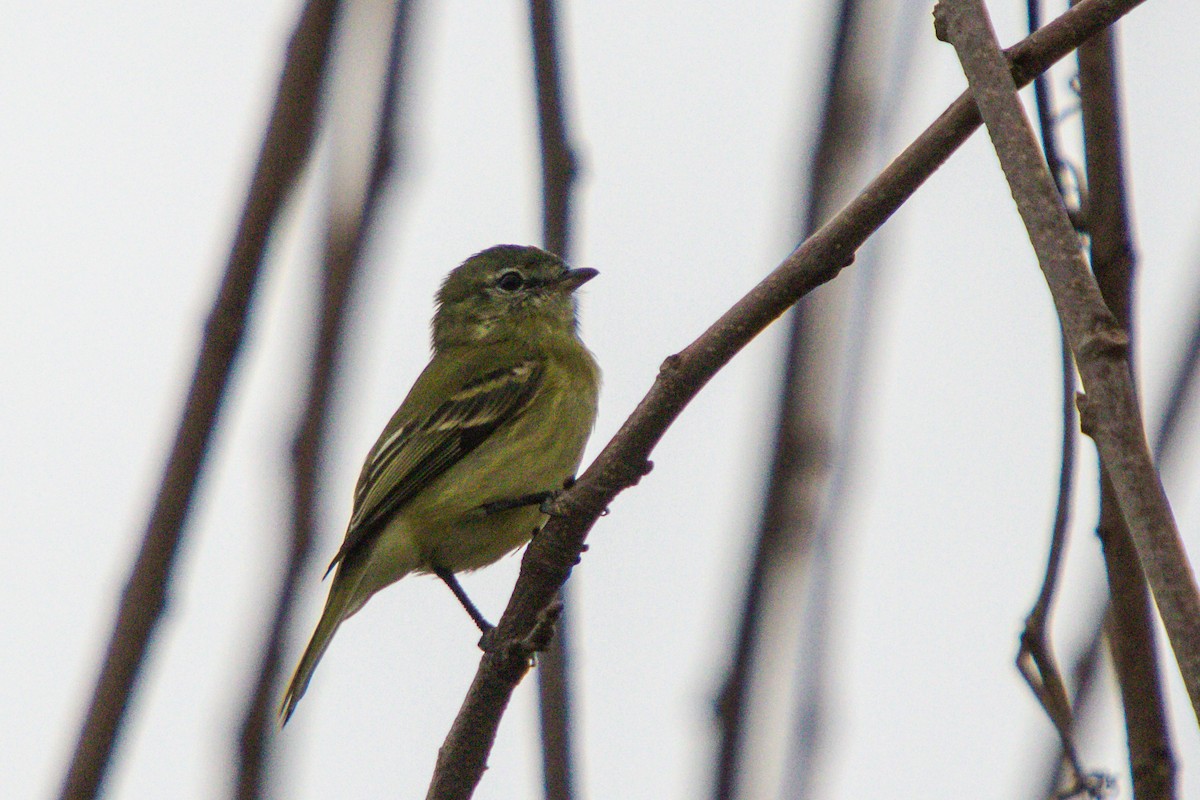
left=496, top=271, right=525, bottom=291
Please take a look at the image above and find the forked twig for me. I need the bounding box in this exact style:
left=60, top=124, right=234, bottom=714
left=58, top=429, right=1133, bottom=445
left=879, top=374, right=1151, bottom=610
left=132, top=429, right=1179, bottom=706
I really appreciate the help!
left=1014, top=0, right=1087, bottom=790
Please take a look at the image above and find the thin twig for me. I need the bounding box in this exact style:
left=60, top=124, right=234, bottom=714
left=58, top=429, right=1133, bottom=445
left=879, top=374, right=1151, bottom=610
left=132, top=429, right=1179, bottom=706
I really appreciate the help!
left=1036, top=607, right=1110, bottom=799
left=1016, top=326, right=1089, bottom=791
left=56, top=3, right=340, bottom=798
left=528, top=0, right=581, bottom=797
left=1027, top=0, right=1069, bottom=199
left=935, top=0, right=1200, bottom=730
left=1078, top=24, right=1177, bottom=800
left=231, top=3, right=414, bottom=797
left=424, top=1, right=1157, bottom=796
left=1015, top=0, right=1086, bottom=788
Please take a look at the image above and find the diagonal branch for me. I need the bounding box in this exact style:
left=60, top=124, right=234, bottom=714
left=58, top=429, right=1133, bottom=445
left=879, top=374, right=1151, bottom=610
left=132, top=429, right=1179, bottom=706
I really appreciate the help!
left=934, top=0, right=1200, bottom=730
left=56, top=3, right=340, bottom=798
left=424, top=0, right=1157, bottom=796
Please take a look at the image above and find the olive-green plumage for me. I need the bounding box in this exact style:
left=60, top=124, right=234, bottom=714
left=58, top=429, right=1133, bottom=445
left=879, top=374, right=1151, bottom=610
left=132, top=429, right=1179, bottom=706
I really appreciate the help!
left=281, top=245, right=600, bottom=723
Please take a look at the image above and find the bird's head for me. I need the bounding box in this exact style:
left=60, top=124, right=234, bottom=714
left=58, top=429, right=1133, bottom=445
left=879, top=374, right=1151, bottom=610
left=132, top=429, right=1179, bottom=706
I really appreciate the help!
left=432, top=245, right=598, bottom=348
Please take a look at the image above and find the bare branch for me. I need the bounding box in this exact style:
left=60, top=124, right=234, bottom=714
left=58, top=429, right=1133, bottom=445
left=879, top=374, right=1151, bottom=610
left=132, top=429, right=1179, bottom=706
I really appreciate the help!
left=424, top=0, right=1155, bottom=796
left=530, top=0, right=577, bottom=259
left=934, top=0, right=1200, bottom=730
left=56, top=3, right=340, bottom=798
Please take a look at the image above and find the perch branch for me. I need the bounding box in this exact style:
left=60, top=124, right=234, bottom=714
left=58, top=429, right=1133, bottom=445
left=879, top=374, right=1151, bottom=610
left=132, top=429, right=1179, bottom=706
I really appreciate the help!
left=425, top=0, right=1158, bottom=796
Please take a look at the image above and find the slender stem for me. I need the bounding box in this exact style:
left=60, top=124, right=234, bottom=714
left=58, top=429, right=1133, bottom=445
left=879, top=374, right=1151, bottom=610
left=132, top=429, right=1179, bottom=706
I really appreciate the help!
left=55, top=4, right=340, bottom=798
left=1027, top=0, right=1070, bottom=199
left=425, top=0, right=1156, bottom=796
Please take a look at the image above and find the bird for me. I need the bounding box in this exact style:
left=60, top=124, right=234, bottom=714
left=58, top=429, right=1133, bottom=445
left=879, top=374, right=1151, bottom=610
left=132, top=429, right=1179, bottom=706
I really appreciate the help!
left=280, top=244, right=600, bottom=723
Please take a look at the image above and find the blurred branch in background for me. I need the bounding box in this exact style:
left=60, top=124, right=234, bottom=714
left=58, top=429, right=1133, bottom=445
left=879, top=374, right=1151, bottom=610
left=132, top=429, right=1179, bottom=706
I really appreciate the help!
left=711, top=0, right=890, bottom=795
left=1151, top=287, right=1200, bottom=469
left=530, top=0, right=577, bottom=258
left=936, top=0, right=1200, bottom=729
left=232, top=2, right=416, bottom=798
left=425, top=1, right=1157, bottom=796
left=56, top=3, right=341, bottom=797
left=526, top=1, right=582, bottom=798
left=1078, top=21, right=1176, bottom=800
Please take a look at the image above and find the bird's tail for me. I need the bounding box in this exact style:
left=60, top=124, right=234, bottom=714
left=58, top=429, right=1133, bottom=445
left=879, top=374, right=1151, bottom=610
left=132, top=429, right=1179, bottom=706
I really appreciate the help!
left=280, top=574, right=363, bottom=725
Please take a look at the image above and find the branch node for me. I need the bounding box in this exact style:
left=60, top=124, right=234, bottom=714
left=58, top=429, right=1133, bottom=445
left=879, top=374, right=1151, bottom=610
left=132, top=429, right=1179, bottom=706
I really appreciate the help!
left=932, top=2, right=951, bottom=43
left=1074, top=391, right=1096, bottom=438
left=1053, top=770, right=1115, bottom=799
left=598, top=457, right=655, bottom=498
left=1077, top=323, right=1128, bottom=362
left=478, top=599, right=562, bottom=662
left=519, top=600, right=564, bottom=660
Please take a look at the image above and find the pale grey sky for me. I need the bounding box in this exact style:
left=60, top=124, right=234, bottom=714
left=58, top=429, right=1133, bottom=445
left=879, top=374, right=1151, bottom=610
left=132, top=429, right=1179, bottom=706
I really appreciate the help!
left=3, top=1, right=1199, bottom=798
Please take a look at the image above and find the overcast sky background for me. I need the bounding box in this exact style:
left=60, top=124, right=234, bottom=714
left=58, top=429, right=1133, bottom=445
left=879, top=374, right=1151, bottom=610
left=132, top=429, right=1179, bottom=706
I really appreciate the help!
left=4, top=0, right=1200, bottom=798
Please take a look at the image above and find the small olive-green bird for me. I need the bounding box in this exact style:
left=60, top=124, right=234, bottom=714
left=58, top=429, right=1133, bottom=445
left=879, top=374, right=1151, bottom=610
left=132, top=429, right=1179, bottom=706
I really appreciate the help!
left=280, top=244, right=600, bottom=723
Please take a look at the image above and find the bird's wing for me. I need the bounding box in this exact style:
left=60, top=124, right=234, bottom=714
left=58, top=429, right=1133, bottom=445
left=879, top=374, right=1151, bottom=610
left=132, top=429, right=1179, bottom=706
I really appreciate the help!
left=325, top=357, right=543, bottom=573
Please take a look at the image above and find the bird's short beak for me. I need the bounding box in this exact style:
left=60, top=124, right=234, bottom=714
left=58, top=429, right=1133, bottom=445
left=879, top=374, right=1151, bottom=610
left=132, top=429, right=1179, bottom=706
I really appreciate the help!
left=554, top=267, right=599, bottom=292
